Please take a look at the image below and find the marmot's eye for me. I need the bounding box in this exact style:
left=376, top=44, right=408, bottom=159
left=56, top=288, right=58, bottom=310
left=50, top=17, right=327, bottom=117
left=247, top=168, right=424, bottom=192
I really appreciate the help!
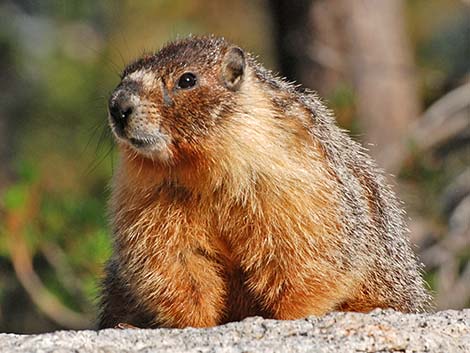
left=177, top=72, right=197, bottom=89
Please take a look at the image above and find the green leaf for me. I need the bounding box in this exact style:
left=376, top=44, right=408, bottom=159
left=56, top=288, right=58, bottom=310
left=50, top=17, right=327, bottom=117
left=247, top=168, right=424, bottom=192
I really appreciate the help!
left=3, top=184, right=28, bottom=211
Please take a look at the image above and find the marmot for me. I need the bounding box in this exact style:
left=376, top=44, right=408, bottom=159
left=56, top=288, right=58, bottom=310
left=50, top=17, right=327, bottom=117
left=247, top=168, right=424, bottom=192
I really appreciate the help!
left=99, top=36, right=431, bottom=329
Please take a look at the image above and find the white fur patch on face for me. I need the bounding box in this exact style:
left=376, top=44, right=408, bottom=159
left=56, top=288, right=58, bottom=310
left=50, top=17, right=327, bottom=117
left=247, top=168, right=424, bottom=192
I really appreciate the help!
left=128, top=130, right=172, bottom=161
left=127, top=69, right=157, bottom=90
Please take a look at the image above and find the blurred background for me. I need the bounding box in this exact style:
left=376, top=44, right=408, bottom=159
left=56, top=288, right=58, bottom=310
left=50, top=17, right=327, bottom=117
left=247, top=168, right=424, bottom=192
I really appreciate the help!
left=0, top=0, right=468, bottom=333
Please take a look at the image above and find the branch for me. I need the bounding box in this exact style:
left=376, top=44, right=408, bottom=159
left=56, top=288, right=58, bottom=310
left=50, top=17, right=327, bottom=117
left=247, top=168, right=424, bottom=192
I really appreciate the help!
left=410, top=83, right=470, bottom=152
left=4, top=185, right=92, bottom=329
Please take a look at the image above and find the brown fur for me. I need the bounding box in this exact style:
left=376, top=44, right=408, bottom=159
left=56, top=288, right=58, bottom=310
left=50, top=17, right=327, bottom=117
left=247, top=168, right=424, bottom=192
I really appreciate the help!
left=99, top=36, right=431, bottom=329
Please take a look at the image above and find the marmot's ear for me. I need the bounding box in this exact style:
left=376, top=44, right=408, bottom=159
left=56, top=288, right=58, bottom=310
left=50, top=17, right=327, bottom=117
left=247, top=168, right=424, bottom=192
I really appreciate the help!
left=221, top=47, right=245, bottom=91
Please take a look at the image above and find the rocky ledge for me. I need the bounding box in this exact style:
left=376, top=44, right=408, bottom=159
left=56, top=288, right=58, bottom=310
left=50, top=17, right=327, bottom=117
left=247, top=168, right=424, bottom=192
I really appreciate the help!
left=1, top=309, right=469, bottom=353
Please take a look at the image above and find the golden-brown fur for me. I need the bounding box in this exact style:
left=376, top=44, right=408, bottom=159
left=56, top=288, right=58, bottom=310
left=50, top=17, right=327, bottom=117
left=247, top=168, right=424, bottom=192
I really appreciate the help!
left=99, top=36, right=431, bottom=329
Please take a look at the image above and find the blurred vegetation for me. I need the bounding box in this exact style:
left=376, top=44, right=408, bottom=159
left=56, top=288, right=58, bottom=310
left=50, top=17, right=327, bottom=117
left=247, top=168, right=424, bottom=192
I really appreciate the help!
left=0, top=0, right=468, bottom=333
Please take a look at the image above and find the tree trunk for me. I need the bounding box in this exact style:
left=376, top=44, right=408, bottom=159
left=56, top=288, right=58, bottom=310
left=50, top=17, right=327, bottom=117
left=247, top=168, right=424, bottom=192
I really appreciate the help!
left=269, top=0, right=346, bottom=97
left=343, top=0, right=421, bottom=171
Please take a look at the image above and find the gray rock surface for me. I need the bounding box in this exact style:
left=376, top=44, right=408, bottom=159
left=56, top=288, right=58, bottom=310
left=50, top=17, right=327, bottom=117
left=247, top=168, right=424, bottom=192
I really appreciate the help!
left=1, top=309, right=469, bottom=353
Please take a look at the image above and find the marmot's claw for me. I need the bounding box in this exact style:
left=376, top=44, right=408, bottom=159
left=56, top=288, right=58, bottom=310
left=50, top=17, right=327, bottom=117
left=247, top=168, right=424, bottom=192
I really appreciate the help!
left=115, top=322, right=138, bottom=329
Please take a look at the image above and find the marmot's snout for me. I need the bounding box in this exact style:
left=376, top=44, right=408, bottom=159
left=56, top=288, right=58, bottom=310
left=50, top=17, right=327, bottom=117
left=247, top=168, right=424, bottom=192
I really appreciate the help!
left=108, top=81, right=170, bottom=155
left=108, top=90, right=135, bottom=135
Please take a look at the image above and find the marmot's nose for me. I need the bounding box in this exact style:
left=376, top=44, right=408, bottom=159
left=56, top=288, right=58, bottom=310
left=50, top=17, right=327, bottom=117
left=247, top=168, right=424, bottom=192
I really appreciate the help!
left=108, top=92, right=134, bottom=131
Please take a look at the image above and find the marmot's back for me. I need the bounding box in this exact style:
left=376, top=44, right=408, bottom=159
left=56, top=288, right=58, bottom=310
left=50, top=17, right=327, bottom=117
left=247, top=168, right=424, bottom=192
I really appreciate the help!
left=99, top=36, right=431, bottom=329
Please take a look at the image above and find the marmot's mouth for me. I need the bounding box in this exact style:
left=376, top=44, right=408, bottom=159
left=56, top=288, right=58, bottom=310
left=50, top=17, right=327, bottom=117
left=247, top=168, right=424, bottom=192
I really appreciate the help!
left=129, top=137, right=158, bottom=148
left=124, top=132, right=171, bottom=158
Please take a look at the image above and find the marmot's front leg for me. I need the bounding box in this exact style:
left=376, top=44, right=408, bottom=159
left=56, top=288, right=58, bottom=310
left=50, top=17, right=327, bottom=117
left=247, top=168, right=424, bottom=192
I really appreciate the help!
left=98, top=260, right=147, bottom=329
left=100, top=251, right=226, bottom=328
left=135, top=250, right=227, bottom=328
left=243, top=251, right=350, bottom=319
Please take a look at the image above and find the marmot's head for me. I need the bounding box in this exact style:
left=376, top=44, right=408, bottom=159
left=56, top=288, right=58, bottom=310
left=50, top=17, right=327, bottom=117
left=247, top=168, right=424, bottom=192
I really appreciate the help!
left=108, top=36, right=246, bottom=164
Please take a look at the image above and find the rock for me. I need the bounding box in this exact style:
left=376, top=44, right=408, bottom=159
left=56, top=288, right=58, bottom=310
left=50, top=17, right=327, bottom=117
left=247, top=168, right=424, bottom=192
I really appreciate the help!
left=1, top=309, right=469, bottom=353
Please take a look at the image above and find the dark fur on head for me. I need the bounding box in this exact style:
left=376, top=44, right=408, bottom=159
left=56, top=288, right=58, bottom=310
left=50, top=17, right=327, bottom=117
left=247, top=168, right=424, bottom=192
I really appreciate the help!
left=108, top=37, right=252, bottom=166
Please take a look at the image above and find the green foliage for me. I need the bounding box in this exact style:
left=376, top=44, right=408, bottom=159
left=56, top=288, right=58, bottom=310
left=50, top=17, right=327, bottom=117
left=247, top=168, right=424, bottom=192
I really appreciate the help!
left=1, top=158, right=111, bottom=323
left=2, top=161, right=39, bottom=211
left=3, top=184, right=28, bottom=212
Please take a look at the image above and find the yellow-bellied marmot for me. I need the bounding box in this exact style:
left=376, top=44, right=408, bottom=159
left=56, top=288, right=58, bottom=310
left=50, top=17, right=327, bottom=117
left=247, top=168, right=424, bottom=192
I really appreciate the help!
left=99, top=36, right=431, bottom=329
